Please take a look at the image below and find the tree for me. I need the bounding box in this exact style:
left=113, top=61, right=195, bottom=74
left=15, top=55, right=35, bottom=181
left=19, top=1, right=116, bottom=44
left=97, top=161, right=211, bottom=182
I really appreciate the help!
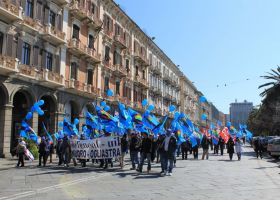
left=258, top=66, right=280, bottom=97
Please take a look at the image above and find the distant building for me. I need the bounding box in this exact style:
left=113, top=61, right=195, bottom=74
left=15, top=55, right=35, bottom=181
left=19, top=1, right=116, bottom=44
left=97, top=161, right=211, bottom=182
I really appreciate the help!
left=230, top=100, right=253, bottom=128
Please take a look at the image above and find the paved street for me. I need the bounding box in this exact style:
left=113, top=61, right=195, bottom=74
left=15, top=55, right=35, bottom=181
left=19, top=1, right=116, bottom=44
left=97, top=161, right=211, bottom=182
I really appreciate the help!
left=0, top=146, right=279, bottom=200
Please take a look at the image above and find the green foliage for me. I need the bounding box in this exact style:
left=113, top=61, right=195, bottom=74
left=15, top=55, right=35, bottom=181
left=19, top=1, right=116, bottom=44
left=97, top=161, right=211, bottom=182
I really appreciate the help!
left=26, top=139, right=39, bottom=160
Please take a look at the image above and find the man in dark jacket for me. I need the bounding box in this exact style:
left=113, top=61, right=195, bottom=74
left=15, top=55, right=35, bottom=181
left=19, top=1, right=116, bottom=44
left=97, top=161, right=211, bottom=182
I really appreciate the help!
left=201, top=135, right=209, bottom=160
left=227, top=137, right=235, bottom=160
left=61, top=134, right=71, bottom=167
left=129, top=132, right=140, bottom=170
left=162, top=129, right=177, bottom=176
left=218, top=136, right=225, bottom=156
left=254, top=137, right=263, bottom=159
left=157, top=134, right=166, bottom=173
left=38, top=136, right=49, bottom=167
left=138, top=132, right=152, bottom=173
left=56, top=138, right=63, bottom=165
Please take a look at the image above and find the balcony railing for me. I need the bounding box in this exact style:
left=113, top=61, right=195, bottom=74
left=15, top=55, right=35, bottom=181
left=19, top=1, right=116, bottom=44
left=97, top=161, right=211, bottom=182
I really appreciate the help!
left=68, top=38, right=101, bottom=63
left=134, top=75, right=148, bottom=88
left=21, top=16, right=43, bottom=33
left=114, top=64, right=127, bottom=77
left=134, top=51, right=148, bottom=66
left=69, top=0, right=102, bottom=28
left=42, top=25, right=66, bottom=44
left=0, top=55, right=18, bottom=74
left=0, top=0, right=22, bottom=22
left=114, top=35, right=127, bottom=49
left=103, top=60, right=115, bottom=71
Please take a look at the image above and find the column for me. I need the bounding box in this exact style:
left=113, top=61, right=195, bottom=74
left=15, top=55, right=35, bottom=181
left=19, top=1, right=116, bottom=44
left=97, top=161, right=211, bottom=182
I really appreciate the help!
left=32, top=112, right=38, bottom=135
left=0, top=104, right=13, bottom=158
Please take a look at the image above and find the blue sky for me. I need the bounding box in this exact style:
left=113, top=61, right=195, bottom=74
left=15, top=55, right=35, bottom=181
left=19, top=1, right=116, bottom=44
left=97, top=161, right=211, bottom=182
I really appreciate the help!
left=114, top=0, right=279, bottom=113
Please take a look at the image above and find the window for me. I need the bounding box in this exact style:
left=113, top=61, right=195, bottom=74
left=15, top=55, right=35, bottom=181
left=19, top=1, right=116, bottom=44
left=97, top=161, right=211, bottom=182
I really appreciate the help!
left=105, top=46, right=110, bottom=62
left=22, top=42, right=31, bottom=65
left=115, top=24, right=121, bottom=36
left=87, top=69, right=93, bottom=85
left=0, top=32, right=3, bottom=54
left=142, top=70, right=145, bottom=79
left=70, top=62, right=78, bottom=80
left=46, top=52, right=53, bottom=71
left=135, top=66, right=139, bottom=76
left=104, top=77, right=109, bottom=92
left=113, top=51, right=121, bottom=65
left=49, top=11, right=56, bottom=27
left=104, top=15, right=110, bottom=31
left=72, top=24, right=80, bottom=40
left=91, top=3, right=95, bottom=15
left=116, top=81, right=120, bottom=95
left=88, top=35, right=94, bottom=49
left=126, top=60, right=129, bottom=72
left=25, top=0, right=33, bottom=18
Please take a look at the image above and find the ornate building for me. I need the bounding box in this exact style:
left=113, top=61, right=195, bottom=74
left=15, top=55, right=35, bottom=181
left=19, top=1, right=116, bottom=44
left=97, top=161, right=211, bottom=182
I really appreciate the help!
left=0, top=0, right=218, bottom=157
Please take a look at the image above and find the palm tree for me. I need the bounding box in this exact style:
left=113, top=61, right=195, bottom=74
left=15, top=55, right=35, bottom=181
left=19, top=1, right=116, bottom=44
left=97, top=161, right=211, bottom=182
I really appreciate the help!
left=258, top=66, right=280, bottom=97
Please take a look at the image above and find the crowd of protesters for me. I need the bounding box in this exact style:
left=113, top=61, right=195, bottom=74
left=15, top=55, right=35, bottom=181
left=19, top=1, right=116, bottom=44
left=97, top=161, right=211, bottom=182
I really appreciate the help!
left=15, top=129, right=250, bottom=176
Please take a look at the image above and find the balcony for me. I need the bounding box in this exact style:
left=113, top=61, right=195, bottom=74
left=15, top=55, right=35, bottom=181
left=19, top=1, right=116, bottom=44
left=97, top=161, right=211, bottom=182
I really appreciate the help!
left=114, top=35, right=127, bottom=49
left=37, top=69, right=64, bottom=88
left=150, top=65, right=162, bottom=75
left=69, top=1, right=102, bottom=29
left=102, top=60, right=115, bottom=72
left=17, top=64, right=38, bottom=80
left=113, top=64, right=127, bottom=77
left=0, top=55, right=18, bottom=76
left=0, top=0, right=22, bottom=23
left=42, top=25, right=66, bottom=45
left=163, top=73, right=171, bottom=83
left=103, top=29, right=114, bottom=43
left=163, top=93, right=172, bottom=101
left=134, top=75, right=148, bottom=88
left=134, top=51, right=148, bottom=66
left=68, top=38, right=101, bottom=63
left=20, top=16, right=43, bottom=34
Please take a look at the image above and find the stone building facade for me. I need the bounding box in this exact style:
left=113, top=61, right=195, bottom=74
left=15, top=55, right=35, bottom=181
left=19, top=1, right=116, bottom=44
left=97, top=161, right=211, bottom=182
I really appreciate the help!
left=0, top=0, right=219, bottom=157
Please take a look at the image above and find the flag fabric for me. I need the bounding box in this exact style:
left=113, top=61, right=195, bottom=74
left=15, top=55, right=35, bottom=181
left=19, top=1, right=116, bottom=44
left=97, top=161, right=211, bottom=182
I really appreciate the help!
left=152, top=115, right=168, bottom=135
left=219, top=127, right=230, bottom=143
left=212, top=129, right=219, bottom=145
left=42, top=122, right=53, bottom=144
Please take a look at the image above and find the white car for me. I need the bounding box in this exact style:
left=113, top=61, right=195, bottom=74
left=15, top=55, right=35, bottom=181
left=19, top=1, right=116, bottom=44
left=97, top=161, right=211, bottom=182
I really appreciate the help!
left=268, top=137, right=280, bottom=159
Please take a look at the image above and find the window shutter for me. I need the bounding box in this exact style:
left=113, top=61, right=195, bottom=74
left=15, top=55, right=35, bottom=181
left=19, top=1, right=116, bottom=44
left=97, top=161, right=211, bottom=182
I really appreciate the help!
left=6, top=34, right=14, bottom=57
left=41, top=50, right=46, bottom=68
left=36, top=2, right=42, bottom=21
left=58, top=14, right=62, bottom=31
left=44, top=6, right=49, bottom=25
left=17, top=38, right=23, bottom=62
left=110, top=18, right=113, bottom=33
left=55, top=54, right=60, bottom=73
left=33, top=46, right=39, bottom=66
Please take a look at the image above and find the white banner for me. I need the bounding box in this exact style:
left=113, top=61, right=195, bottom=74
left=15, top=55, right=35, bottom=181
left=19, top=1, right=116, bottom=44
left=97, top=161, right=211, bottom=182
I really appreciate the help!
left=71, top=137, right=121, bottom=159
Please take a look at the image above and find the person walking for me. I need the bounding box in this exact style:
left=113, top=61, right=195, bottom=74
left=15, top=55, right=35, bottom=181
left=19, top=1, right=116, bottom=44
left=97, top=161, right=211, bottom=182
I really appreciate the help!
left=218, top=136, right=225, bottom=156
left=235, top=137, right=242, bottom=161
left=192, top=139, right=199, bottom=160
left=80, top=134, right=87, bottom=167
left=181, top=140, right=189, bottom=160
left=120, top=134, right=128, bottom=169
left=201, top=135, right=210, bottom=160
left=56, top=138, right=63, bottom=166
left=16, top=138, right=26, bottom=167
left=138, top=132, right=152, bottom=173
left=227, top=137, right=235, bottom=161
left=38, top=136, right=49, bottom=167
left=254, top=137, right=263, bottom=159
left=162, top=129, right=177, bottom=176
left=129, top=132, right=140, bottom=170
left=61, top=134, right=71, bottom=167
left=157, top=134, right=166, bottom=174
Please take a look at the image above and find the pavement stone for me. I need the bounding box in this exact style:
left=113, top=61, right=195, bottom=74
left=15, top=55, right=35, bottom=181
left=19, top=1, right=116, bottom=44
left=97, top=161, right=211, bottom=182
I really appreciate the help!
left=0, top=146, right=279, bottom=200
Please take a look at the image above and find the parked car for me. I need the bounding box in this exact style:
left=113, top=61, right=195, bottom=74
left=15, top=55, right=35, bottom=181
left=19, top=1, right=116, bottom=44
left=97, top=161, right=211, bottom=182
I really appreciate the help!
left=267, top=137, right=280, bottom=159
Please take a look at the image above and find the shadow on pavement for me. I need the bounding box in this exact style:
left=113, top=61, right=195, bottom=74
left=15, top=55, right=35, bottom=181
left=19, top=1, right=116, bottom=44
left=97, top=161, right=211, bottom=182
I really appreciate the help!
left=133, top=172, right=161, bottom=179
